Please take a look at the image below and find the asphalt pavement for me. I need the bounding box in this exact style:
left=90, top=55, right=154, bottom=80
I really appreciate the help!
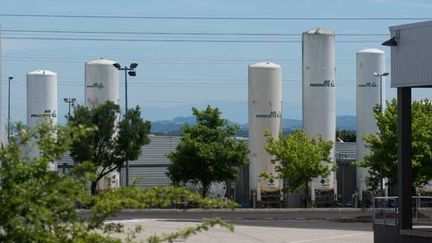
left=109, top=218, right=372, bottom=243
left=103, top=209, right=374, bottom=242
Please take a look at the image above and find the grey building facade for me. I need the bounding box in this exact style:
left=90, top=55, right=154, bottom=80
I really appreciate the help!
left=56, top=136, right=357, bottom=207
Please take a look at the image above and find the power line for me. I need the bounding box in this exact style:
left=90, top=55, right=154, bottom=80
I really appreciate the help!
left=0, top=59, right=366, bottom=65
left=2, top=36, right=382, bottom=43
left=0, top=13, right=430, bottom=21
left=3, top=54, right=390, bottom=62
left=1, top=29, right=388, bottom=36
left=1, top=58, right=387, bottom=66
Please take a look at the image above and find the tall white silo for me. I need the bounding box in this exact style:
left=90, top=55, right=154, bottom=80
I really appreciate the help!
left=84, top=58, right=120, bottom=190
left=356, top=49, right=385, bottom=198
left=85, top=58, right=119, bottom=107
left=26, top=70, right=58, bottom=168
left=302, top=28, right=336, bottom=201
left=248, top=62, right=282, bottom=200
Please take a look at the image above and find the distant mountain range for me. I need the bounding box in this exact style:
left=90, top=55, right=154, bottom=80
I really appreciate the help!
left=151, top=115, right=356, bottom=136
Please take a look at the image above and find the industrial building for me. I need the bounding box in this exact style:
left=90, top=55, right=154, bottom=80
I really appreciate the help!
left=373, top=20, right=432, bottom=243
left=56, top=136, right=357, bottom=207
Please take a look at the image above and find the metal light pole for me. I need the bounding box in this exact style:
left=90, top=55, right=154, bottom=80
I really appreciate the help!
left=113, top=62, right=138, bottom=187
left=373, top=71, right=389, bottom=196
left=63, top=97, right=76, bottom=118
left=7, top=76, right=13, bottom=142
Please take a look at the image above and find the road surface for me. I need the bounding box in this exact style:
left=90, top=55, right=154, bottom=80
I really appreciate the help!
left=108, top=217, right=373, bottom=242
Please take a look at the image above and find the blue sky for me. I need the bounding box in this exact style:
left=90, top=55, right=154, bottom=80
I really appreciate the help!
left=1, top=0, right=432, bottom=124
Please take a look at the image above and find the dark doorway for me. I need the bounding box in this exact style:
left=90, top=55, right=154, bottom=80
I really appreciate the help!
left=336, top=158, right=357, bottom=206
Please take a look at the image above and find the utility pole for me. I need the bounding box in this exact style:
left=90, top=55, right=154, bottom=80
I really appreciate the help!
left=8, top=76, right=13, bottom=141
left=373, top=71, right=389, bottom=196
left=113, top=62, right=138, bottom=187
left=63, top=97, right=76, bottom=118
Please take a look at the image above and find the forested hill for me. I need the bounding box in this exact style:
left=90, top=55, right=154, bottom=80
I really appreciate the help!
left=151, top=116, right=356, bottom=136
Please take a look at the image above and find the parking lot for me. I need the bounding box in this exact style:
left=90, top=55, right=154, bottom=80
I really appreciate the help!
left=109, top=217, right=373, bottom=243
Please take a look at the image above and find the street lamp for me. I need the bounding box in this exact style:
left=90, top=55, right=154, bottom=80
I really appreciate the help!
left=63, top=97, right=76, bottom=118
left=373, top=72, right=390, bottom=112
left=8, top=76, right=13, bottom=142
left=373, top=71, right=389, bottom=196
left=113, top=62, right=138, bottom=187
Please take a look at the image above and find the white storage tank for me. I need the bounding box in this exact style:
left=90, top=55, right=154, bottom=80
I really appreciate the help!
left=85, top=58, right=120, bottom=190
left=302, top=28, right=336, bottom=201
left=26, top=70, right=58, bottom=168
left=356, top=48, right=386, bottom=198
left=85, top=58, right=119, bottom=107
left=248, top=62, right=282, bottom=199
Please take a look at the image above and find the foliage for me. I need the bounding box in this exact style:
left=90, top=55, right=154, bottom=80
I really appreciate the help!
left=0, top=122, right=115, bottom=242
left=265, top=129, right=335, bottom=200
left=359, top=99, right=432, bottom=190
left=336, top=129, right=356, bottom=142
left=67, top=101, right=151, bottom=195
left=167, top=105, right=249, bottom=197
left=0, top=123, right=235, bottom=242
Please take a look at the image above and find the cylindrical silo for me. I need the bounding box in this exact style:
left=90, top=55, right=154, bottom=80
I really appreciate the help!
left=26, top=70, right=58, bottom=169
left=85, top=58, right=119, bottom=107
left=356, top=48, right=385, bottom=200
left=248, top=62, right=282, bottom=200
left=302, top=28, right=336, bottom=201
left=84, top=58, right=120, bottom=190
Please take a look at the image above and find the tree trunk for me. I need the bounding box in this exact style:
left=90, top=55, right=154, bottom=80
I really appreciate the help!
left=304, top=182, right=310, bottom=208
left=91, top=181, right=98, bottom=195
left=201, top=182, right=210, bottom=198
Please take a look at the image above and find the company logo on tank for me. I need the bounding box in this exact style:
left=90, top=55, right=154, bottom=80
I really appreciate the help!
left=309, top=80, right=335, bottom=87
left=320, top=176, right=331, bottom=187
left=255, top=111, right=281, bottom=118
left=358, top=82, right=377, bottom=87
left=86, top=82, right=104, bottom=89
left=31, top=110, right=57, bottom=118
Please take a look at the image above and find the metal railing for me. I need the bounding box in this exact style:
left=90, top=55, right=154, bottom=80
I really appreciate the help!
left=413, top=196, right=432, bottom=225
left=373, top=196, right=399, bottom=225
left=373, top=196, right=432, bottom=226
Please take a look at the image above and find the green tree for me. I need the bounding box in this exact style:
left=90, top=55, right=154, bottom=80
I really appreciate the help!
left=359, top=99, right=432, bottom=190
left=265, top=129, right=335, bottom=202
left=0, top=122, right=116, bottom=242
left=336, top=129, right=356, bottom=142
left=166, top=106, right=249, bottom=197
left=0, top=123, right=235, bottom=242
left=67, top=101, right=151, bottom=195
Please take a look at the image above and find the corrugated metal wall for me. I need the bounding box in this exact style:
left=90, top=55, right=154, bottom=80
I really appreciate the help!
left=335, top=142, right=357, bottom=160
left=119, top=135, right=180, bottom=188
left=390, top=21, right=432, bottom=87
left=54, top=137, right=358, bottom=205
left=54, top=135, right=180, bottom=188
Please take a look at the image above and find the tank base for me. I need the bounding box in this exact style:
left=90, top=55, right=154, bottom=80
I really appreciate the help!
left=314, top=188, right=337, bottom=207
